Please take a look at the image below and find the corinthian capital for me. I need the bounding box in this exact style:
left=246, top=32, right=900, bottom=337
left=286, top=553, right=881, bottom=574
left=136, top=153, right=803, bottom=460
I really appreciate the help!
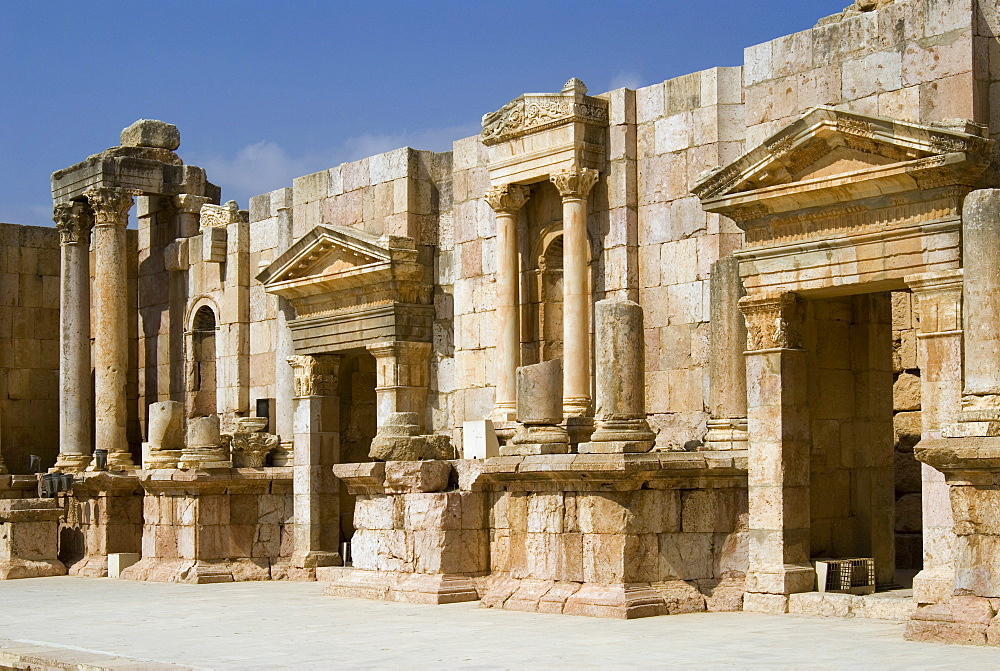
left=550, top=168, right=599, bottom=199
left=484, top=183, right=530, bottom=215
left=52, top=202, right=94, bottom=245
left=738, top=292, right=804, bottom=351
left=85, top=186, right=135, bottom=226
left=287, top=354, right=340, bottom=397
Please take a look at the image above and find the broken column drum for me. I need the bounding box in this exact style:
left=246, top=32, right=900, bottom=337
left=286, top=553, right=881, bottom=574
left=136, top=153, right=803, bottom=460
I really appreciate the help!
left=580, top=299, right=655, bottom=453
left=506, top=358, right=570, bottom=455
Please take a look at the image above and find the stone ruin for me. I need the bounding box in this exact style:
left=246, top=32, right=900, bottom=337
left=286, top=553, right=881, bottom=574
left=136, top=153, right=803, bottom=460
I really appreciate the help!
left=0, top=0, right=999, bottom=646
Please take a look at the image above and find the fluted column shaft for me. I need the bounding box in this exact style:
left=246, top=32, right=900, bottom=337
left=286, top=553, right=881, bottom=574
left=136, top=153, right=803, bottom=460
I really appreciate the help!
left=484, top=184, right=530, bottom=422
left=53, top=202, right=94, bottom=471
left=551, top=168, right=599, bottom=418
left=87, top=187, right=135, bottom=470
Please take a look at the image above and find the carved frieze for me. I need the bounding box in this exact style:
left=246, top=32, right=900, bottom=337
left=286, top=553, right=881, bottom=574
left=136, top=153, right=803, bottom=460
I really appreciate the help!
left=85, top=186, right=135, bottom=226
left=738, top=292, right=804, bottom=351
left=481, top=79, right=609, bottom=147
left=200, top=200, right=247, bottom=229
left=287, top=354, right=340, bottom=397
left=52, top=202, right=94, bottom=245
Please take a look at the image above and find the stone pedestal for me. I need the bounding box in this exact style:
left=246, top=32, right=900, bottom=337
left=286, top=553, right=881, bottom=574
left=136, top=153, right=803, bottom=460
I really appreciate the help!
left=505, top=359, right=569, bottom=456
left=287, top=355, right=342, bottom=571
left=0, top=499, right=67, bottom=579
left=908, top=440, right=1000, bottom=646
left=705, top=257, right=748, bottom=451
left=86, top=187, right=136, bottom=471
left=485, top=184, right=530, bottom=424
left=477, top=451, right=748, bottom=618
left=325, top=461, right=486, bottom=604
left=579, top=299, right=655, bottom=454
left=61, top=472, right=142, bottom=577
left=143, top=401, right=184, bottom=468
left=739, top=292, right=814, bottom=612
left=551, top=168, right=599, bottom=420
left=121, top=468, right=294, bottom=583
left=53, top=202, right=94, bottom=472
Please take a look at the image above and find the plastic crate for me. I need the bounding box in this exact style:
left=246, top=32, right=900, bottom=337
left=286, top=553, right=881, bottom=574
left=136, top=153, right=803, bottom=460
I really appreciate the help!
left=813, top=558, right=876, bottom=595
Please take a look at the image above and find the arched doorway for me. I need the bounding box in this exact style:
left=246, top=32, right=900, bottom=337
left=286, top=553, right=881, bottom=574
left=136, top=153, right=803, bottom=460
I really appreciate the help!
left=190, top=305, right=217, bottom=417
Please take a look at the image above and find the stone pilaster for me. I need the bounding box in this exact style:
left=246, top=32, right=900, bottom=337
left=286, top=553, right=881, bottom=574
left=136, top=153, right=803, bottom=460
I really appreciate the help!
left=288, top=354, right=342, bottom=570
left=739, top=291, right=813, bottom=612
left=484, top=183, right=530, bottom=423
left=579, top=299, right=655, bottom=453
left=86, top=186, right=136, bottom=471
left=705, top=257, right=748, bottom=450
left=53, top=201, right=94, bottom=472
left=906, top=270, right=964, bottom=604
left=172, top=194, right=210, bottom=238
left=551, top=168, right=599, bottom=421
left=367, top=341, right=432, bottom=430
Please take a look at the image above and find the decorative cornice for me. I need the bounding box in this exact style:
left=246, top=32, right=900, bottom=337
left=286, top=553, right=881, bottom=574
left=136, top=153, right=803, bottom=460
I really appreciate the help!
left=287, top=354, right=340, bottom=397
left=550, top=168, right=599, bottom=200
left=52, top=202, right=94, bottom=245
left=484, top=183, right=530, bottom=215
left=738, top=292, right=804, bottom=351
left=481, top=79, right=609, bottom=147
left=85, top=186, right=135, bottom=226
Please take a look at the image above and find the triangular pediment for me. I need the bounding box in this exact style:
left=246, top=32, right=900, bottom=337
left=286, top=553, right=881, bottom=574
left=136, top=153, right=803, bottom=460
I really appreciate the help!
left=692, top=107, right=992, bottom=217
left=258, top=225, right=395, bottom=286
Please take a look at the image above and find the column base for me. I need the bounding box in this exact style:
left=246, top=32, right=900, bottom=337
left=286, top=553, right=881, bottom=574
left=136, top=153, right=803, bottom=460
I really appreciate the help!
left=703, top=418, right=749, bottom=451
left=52, top=453, right=92, bottom=473
left=292, top=550, right=343, bottom=570
left=120, top=557, right=271, bottom=584
left=481, top=578, right=672, bottom=619
left=144, top=450, right=181, bottom=469
left=89, top=451, right=136, bottom=472
left=324, top=569, right=481, bottom=604
left=504, top=424, right=570, bottom=456
left=563, top=397, right=591, bottom=419
left=177, top=446, right=232, bottom=470
left=0, top=559, right=66, bottom=580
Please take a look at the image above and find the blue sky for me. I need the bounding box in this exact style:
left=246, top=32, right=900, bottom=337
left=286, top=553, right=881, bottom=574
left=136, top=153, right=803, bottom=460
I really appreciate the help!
left=1, top=0, right=850, bottom=227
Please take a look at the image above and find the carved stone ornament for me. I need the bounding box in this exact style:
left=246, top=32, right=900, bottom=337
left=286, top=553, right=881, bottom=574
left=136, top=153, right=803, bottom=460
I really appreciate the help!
left=85, top=186, right=135, bottom=226
left=173, top=194, right=211, bottom=215
left=738, top=292, right=804, bottom=351
left=481, top=79, right=609, bottom=147
left=52, top=202, right=94, bottom=245
left=200, top=200, right=247, bottom=229
left=287, top=354, right=339, bottom=397
left=484, top=184, right=530, bottom=215
left=229, top=431, right=280, bottom=468
left=550, top=168, right=600, bottom=199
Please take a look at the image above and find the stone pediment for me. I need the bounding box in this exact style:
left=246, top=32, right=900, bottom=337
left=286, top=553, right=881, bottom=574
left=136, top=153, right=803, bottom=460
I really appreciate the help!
left=481, top=78, right=609, bottom=147
left=257, top=225, right=424, bottom=304
left=692, top=107, right=993, bottom=225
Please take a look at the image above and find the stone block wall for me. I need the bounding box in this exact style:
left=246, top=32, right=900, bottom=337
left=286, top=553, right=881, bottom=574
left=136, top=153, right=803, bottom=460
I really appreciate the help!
left=744, top=0, right=982, bottom=148
left=633, top=67, right=746, bottom=448
left=0, top=223, right=59, bottom=473
left=892, top=291, right=924, bottom=570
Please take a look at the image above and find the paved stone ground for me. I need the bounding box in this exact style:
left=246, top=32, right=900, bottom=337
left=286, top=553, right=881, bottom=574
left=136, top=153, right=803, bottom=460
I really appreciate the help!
left=0, top=577, right=998, bottom=669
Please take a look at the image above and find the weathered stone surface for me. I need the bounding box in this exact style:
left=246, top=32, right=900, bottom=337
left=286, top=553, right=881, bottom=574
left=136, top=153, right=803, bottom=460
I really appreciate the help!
left=516, top=359, right=563, bottom=425
left=894, top=372, right=921, bottom=412
left=119, top=119, right=180, bottom=150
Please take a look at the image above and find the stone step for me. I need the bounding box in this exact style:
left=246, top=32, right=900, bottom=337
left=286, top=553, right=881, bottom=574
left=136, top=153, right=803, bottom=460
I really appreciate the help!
left=788, top=590, right=916, bottom=621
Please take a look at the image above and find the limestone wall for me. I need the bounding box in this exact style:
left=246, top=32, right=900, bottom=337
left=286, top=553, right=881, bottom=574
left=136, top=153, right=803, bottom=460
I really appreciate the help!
left=0, top=223, right=59, bottom=473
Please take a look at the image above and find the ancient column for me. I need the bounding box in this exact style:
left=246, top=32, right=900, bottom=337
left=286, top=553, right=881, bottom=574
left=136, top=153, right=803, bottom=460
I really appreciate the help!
left=551, top=168, right=599, bottom=420
left=739, top=291, right=813, bottom=612
left=53, top=202, right=94, bottom=472
left=705, top=257, right=748, bottom=450
left=959, top=190, right=1000, bottom=423
left=905, top=270, right=963, bottom=604
left=288, top=354, right=342, bottom=569
left=484, top=183, right=530, bottom=424
left=579, top=299, right=655, bottom=453
left=86, top=186, right=135, bottom=470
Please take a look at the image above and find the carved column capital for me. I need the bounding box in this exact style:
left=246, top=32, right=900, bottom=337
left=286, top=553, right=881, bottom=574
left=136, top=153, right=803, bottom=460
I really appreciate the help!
left=85, top=187, right=135, bottom=226
left=53, top=202, right=94, bottom=245
left=550, top=168, right=599, bottom=200
left=173, top=194, right=211, bottom=215
left=484, top=183, right=530, bottom=215
left=738, top=292, right=804, bottom=351
left=287, top=354, right=340, bottom=397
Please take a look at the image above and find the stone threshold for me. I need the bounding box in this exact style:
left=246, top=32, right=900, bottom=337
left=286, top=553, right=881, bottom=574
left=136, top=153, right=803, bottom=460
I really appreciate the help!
left=788, top=589, right=916, bottom=621
left=0, top=637, right=189, bottom=671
